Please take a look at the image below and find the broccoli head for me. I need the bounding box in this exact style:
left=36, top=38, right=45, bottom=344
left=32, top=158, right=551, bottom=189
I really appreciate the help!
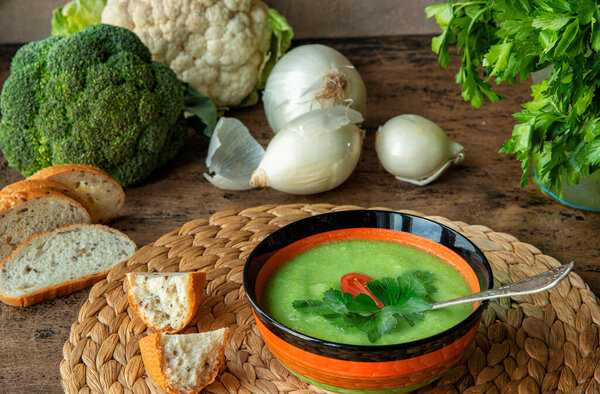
left=0, top=24, right=188, bottom=187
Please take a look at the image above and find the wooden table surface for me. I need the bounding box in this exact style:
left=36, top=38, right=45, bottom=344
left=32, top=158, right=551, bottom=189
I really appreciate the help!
left=0, top=35, right=598, bottom=393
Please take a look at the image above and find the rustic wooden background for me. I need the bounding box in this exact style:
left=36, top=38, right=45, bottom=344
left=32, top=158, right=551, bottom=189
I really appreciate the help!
left=0, top=35, right=598, bottom=392
left=0, top=0, right=441, bottom=43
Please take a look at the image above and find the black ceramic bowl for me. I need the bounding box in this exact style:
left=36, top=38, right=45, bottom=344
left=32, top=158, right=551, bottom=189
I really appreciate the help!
left=243, top=210, right=493, bottom=393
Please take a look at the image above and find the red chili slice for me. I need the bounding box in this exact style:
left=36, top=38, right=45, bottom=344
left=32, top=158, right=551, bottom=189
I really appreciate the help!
left=340, top=273, right=384, bottom=308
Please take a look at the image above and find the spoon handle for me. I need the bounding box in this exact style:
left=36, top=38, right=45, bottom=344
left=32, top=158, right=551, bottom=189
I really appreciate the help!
left=431, top=262, right=574, bottom=311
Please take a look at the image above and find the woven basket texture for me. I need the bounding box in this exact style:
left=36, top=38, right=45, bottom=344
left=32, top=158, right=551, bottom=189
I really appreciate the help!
left=59, top=204, right=600, bottom=394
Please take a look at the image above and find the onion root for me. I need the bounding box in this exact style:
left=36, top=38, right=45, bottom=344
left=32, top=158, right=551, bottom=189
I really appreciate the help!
left=315, top=71, right=347, bottom=104
left=249, top=168, right=268, bottom=187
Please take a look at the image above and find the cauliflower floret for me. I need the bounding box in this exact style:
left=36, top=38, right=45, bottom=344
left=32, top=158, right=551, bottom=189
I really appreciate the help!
left=102, top=0, right=272, bottom=106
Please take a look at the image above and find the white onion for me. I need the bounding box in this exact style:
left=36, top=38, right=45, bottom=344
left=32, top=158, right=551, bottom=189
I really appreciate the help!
left=375, top=115, right=464, bottom=186
left=262, top=44, right=367, bottom=133
left=204, top=117, right=265, bottom=190
left=250, top=106, right=364, bottom=194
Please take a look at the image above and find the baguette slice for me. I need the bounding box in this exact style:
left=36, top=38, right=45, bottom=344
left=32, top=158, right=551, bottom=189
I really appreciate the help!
left=0, top=189, right=91, bottom=261
left=30, top=164, right=125, bottom=223
left=0, top=223, right=136, bottom=306
left=126, top=272, right=206, bottom=333
left=139, top=329, right=229, bottom=394
left=1, top=179, right=87, bottom=207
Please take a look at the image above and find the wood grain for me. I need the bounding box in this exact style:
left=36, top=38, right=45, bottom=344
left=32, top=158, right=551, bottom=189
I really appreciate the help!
left=0, top=36, right=599, bottom=393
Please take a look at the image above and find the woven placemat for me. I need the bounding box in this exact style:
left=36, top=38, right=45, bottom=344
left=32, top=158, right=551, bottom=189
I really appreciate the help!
left=60, top=204, right=600, bottom=394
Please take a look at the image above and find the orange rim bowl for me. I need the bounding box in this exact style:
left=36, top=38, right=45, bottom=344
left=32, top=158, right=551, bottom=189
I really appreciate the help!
left=243, top=210, right=493, bottom=393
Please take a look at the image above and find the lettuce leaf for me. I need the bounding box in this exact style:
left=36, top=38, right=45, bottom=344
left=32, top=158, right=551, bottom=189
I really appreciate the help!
left=51, top=0, right=106, bottom=36
left=235, top=8, right=294, bottom=108
left=258, top=8, right=294, bottom=89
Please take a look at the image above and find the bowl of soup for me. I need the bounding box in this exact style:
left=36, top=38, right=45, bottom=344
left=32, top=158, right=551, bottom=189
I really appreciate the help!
left=243, top=210, right=493, bottom=393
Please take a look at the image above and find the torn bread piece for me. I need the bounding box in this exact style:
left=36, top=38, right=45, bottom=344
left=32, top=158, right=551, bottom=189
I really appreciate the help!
left=126, top=272, right=206, bottom=333
left=139, top=328, right=229, bottom=394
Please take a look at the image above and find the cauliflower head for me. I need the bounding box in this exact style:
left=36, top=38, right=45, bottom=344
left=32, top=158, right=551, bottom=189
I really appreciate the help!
left=102, top=0, right=274, bottom=106
left=0, top=24, right=188, bottom=187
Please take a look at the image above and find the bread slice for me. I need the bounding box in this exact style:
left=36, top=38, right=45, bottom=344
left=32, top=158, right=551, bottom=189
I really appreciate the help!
left=126, top=272, right=206, bottom=333
left=1, top=179, right=87, bottom=207
left=139, top=328, right=229, bottom=394
left=0, top=223, right=136, bottom=306
left=30, top=164, right=125, bottom=223
left=0, top=190, right=91, bottom=261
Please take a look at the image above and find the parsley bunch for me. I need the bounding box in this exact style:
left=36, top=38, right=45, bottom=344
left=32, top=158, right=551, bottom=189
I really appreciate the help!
left=292, top=271, right=437, bottom=343
left=426, top=0, right=600, bottom=195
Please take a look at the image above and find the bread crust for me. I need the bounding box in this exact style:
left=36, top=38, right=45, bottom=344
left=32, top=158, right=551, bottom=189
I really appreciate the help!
left=30, top=164, right=125, bottom=223
left=0, top=188, right=92, bottom=262
left=0, top=223, right=136, bottom=307
left=139, top=328, right=230, bottom=394
left=0, top=187, right=91, bottom=220
left=126, top=271, right=206, bottom=333
left=139, top=333, right=168, bottom=392
left=0, top=271, right=109, bottom=307
left=1, top=179, right=87, bottom=207
left=30, top=164, right=111, bottom=179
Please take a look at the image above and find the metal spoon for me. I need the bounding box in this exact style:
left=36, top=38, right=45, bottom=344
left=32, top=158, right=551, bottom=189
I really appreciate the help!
left=431, top=262, right=575, bottom=310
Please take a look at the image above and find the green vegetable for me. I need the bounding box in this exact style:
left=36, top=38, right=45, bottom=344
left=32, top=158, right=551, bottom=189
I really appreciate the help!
left=232, top=8, right=294, bottom=108
left=255, top=9, right=295, bottom=92
left=51, top=0, right=107, bottom=36
left=50, top=0, right=294, bottom=109
left=0, top=24, right=210, bottom=187
left=426, top=0, right=600, bottom=195
left=292, top=271, right=436, bottom=343
left=183, top=83, right=218, bottom=137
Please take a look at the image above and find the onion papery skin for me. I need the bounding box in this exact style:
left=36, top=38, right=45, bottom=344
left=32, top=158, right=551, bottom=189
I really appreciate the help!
left=262, top=44, right=367, bottom=133
left=204, top=117, right=265, bottom=190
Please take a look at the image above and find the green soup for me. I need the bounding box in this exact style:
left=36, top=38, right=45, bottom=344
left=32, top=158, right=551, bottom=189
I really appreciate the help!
left=262, top=239, right=473, bottom=345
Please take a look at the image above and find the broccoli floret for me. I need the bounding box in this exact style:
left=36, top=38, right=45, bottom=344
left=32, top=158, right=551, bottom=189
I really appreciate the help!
left=0, top=24, right=187, bottom=187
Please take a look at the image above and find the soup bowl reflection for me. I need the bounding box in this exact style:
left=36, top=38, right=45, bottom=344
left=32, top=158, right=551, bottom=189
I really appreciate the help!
left=243, top=210, right=493, bottom=393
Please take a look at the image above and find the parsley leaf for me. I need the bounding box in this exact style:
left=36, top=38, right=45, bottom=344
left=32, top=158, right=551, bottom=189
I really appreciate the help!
left=426, top=0, right=600, bottom=195
left=292, top=271, right=437, bottom=343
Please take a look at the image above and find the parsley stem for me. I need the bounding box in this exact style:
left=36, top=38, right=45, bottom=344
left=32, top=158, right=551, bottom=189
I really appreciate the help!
left=466, top=8, right=488, bottom=43
left=453, top=1, right=487, bottom=14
